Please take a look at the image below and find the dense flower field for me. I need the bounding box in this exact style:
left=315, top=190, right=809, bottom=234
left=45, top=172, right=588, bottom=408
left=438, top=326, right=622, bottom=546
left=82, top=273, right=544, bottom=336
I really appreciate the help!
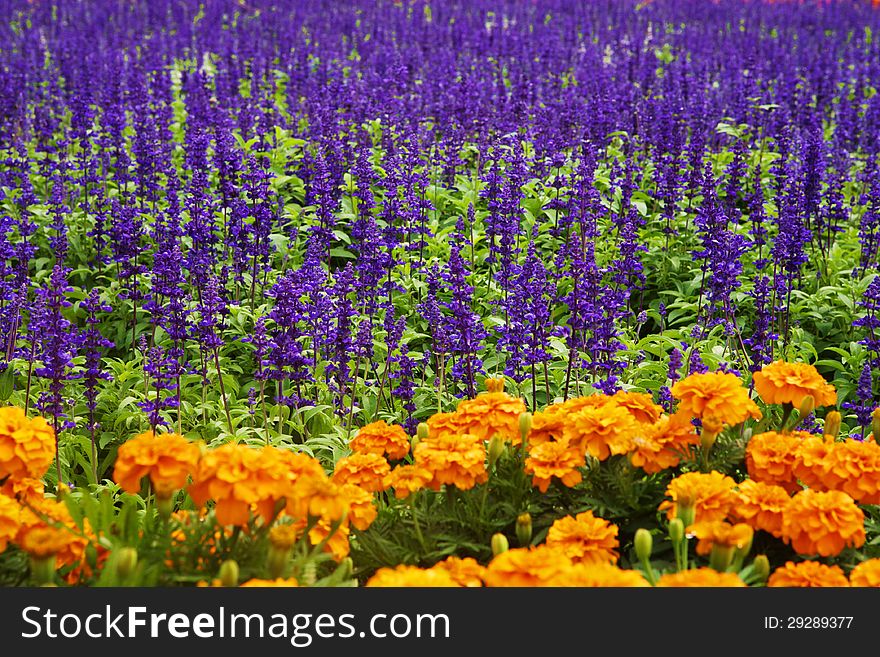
left=2, top=0, right=880, bottom=587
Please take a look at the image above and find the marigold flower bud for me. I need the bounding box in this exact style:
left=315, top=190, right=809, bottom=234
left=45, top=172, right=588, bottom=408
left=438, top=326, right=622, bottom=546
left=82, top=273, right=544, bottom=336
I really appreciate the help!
left=519, top=412, right=532, bottom=449
left=219, top=559, right=239, bottom=587
left=516, top=513, right=532, bottom=546
left=634, top=528, right=653, bottom=562
left=751, top=554, right=770, bottom=583
left=824, top=411, right=841, bottom=440
left=486, top=377, right=505, bottom=394
left=676, top=498, right=696, bottom=530
left=416, top=422, right=429, bottom=440
left=30, top=555, right=57, bottom=586
left=491, top=532, right=509, bottom=556
left=116, top=547, right=139, bottom=580
left=668, top=518, right=684, bottom=544
left=337, top=557, right=354, bottom=580
left=700, top=421, right=721, bottom=452
left=798, top=395, right=815, bottom=419
left=156, top=495, right=174, bottom=520
left=301, top=561, right=317, bottom=586
left=734, top=529, right=754, bottom=562
left=709, top=544, right=735, bottom=572
left=487, top=434, right=505, bottom=468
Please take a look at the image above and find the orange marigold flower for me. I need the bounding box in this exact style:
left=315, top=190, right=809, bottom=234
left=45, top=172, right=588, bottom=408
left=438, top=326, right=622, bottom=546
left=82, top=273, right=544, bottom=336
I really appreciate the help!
left=730, top=480, right=791, bottom=538
left=657, top=568, right=746, bottom=587
left=752, top=360, right=837, bottom=409
left=545, top=511, right=620, bottom=564
left=658, top=471, right=737, bottom=523
left=338, top=483, right=377, bottom=531
left=746, top=430, right=812, bottom=494
left=821, top=439, right=880, bottom=504
left=484, top=545, right=573, bottom=587
left=308, top=517, right=350, bottom=561
left=767, top=561, right=849, bottom=587
left=189, top=443, right=309, bottom=526
left=383, top=464, right=432, bottom=499
left=0, top=492, right=21, bottom=553
left=113, top=431, right=201, bottom=498
left=781, top=489, right=865, bottom=557
left=349, top=420, right=411, bottom=461
left=268, top=523, right=300, bottom=550
left=425, top=411, right=467, bottom=441
left=546, top=563, right=650, bottom=587
left=563, top=402, right=637, bottom=461
left=413, top=434, right=488, bottom=491
left=628, top=412, right=699, bottom=474
left=671, top=371, right=761, bottom=427
left=430, top=556, right=486, bottom=587
left=240, top=578, right=299, bottom=587
left=687, top=521, right=754, bottom=556
left=289, top=474, right=349, bottom=523
left=527, top=404, right=567, bottom=447
left=1, top=476, right=45, bottom=506
left=849, top=559, right=880, bottom=587
left=524, top=440, right=584, bottom=493
left=331, top=453, right=390, bottom=493
left=18, top=525, right=74, bottom=559
left=527, top=396, right=610, bottom=447
left=366, top=564, right=461, bottom=587
left=792, top=435, right=835, bottom=491
left=454, top=391, right=527, bottom=444
left=0, top=406, right=55, bottom=481
left=610, top=391, right=663, bottom=425
left=17, top=497, right=90, bottom=571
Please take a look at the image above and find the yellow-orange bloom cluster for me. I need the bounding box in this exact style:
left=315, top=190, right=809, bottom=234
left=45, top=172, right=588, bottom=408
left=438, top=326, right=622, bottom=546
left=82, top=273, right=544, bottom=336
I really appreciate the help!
left=430, top=556, right=486, bottom=587
left=752, top=360, right=837, bottom=409
left=792, top=435, right=835, bottom=490
left=240, top=578, right=299, bottom=587
left=349, top=420, right=411, bottom=461
left=545, top=511, right=619, bottom=564
left=730, top=480, right=791, bottom=538
left=113, top=431, right=201, bottom=498
left=780, top=489, right=865, bottom=557
left=767, top=561, right=849, bottom=587
left=546, top=562, right=650, bottom=587
left=365, top=564, right=460, bottom=587
left=16, top=497, right=90, bottom=573
left=797, top=439, right=880, bottom=504
left=338, top=483, right=377, bottom=531
left=331, top=453, right=390, bottom=493
left=188, top=444, right=335, bottom=527
left=563, top=402, right=637, bottom=461
left=383, top=464, right=432, bottom=499
left=670, top=371, right=761, bottom=427
left=610, top=391, right=663, bottom=425
left=0, top=406, right=55, bottom=481
left=656, top=568, right=746, bottom=587
left=0, top=493, right=20, bottom=553
left=746, top=430, right=812, bottom=494
left=849, top=559, right=880, bottom=587
left=189, top=444, right=284, bottom=526
left=484, top=545, right=572, bottom=587
left=628, top=412, right=700, bottom=474
left=658, top=471, right=737, bottom=523
left=687, top=521, right=753, bottom=556
left=413, top=434, right=487, bottom=491
left=454, top=391, right=527, bottom=444
left=425, top=412, right=466, bottom=441
left=524, top=440, right=584, bottom=493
